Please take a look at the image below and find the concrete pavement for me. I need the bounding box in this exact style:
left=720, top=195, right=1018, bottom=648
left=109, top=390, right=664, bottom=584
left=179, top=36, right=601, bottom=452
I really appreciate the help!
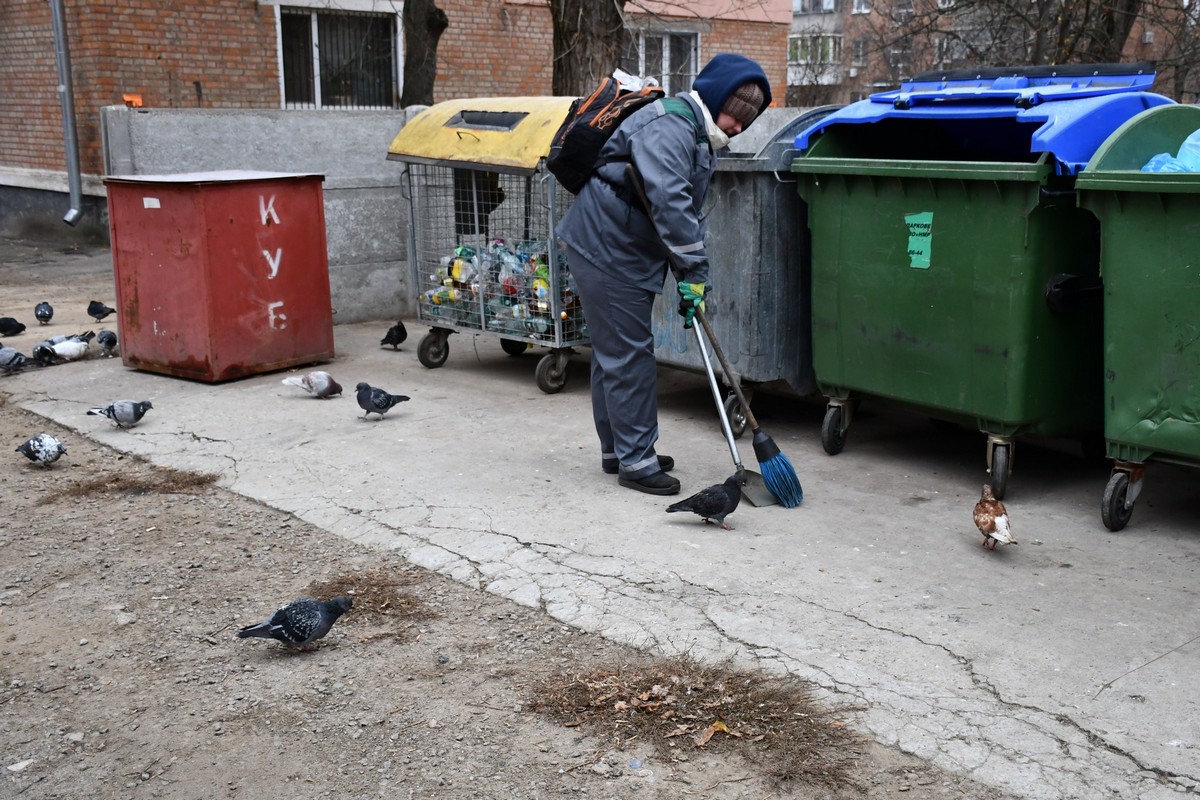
left=2, top=240, right=1198, bottom=799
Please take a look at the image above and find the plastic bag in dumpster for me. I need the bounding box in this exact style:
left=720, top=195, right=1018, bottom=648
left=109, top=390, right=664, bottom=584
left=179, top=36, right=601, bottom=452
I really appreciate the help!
left=1141, top=127, right=1200, bottom=172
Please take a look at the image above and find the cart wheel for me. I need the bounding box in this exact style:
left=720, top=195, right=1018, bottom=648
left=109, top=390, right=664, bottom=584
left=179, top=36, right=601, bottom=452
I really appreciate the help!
left=535, top=352, right=568, bottom=394
left=500, top=338, right=529, bottom=357
left=722, top=394, right=747, bottom=440
left=1101, top=472, right=1135, bottom=532
left=821, top=404, right=846, bottom=455
left=417, top=331, right=449, bottom=369
left=988, top=443, right=1011, bottom=500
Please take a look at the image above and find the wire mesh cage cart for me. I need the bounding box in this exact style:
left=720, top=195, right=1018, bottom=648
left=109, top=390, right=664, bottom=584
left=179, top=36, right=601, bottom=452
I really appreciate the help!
left=386, top=97, right=586, bottom=393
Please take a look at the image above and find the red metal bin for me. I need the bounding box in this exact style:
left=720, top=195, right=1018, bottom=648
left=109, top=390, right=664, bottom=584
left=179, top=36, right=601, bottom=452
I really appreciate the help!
left=104, top=170, right=335, bottom=382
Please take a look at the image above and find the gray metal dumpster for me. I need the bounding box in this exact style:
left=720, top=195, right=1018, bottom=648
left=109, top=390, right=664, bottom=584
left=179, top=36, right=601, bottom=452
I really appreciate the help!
left=650, top=106, right=841, bottom=435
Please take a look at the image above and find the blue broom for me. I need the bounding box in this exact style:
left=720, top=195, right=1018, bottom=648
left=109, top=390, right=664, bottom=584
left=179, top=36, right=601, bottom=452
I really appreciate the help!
left=625, top=165, right=804, bottom=508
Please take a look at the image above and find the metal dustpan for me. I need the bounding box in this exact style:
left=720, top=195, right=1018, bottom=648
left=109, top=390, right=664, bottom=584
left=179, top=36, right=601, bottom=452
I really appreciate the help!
left=694, top=323, right=779, bottom=507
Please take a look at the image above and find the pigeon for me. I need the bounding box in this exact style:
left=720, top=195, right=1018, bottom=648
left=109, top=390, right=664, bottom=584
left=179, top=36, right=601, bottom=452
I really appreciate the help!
left=96, top=329, right=118, bottom=357
left=355, top=381, right=409, bottom=420
left=0, top=346, right=31, bottom=374
left=34, top=302, right=53, bottom=325
left=0, top=317, right=26, bottom=337
left=15, top=433, right=67, bottom=467
left=87, top=399, right=153, bottom=429
left=282, top=370, right=343, bottom=399
left=236, top=596, right=353, bottom=650
left=380, top=320, right=408, bottom=350
left=87, top=300, right=116, bottom=322
left=666, top=474, right=747, bottom=531
left=973, top=484, right=1017, bottom=551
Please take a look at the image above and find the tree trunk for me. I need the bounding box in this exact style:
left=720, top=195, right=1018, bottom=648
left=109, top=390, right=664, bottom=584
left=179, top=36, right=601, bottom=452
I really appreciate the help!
left=549, top=0, right=627, bottom=96
left=401, top=0, right=449, bottom=107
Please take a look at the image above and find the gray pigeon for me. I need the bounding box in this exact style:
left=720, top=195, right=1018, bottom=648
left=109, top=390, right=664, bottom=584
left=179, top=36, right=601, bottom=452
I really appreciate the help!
left=666, top=474, right=747, bottom=531
left=380, top=320, right=407, bottom=350
left=236, top=596, right=353, bottom=650
left=16, top=433, right=67, bottom=467
left=87, top=300, right=116, bottom=322
left=34, top=302, right=53, bottom=325
left=0, top=317, right=26, bottom=337
left=96, top=330, right=118, bottom=357
left=87, top=399, right=153, bottom=429
left=0, top=346, right=30, bottom=374
left=355, top=381, right=409, bottom=420
left=282, top=370, right=343, bottom=399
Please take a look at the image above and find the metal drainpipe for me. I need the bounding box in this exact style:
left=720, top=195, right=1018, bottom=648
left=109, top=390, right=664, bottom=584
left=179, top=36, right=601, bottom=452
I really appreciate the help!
left=50, top=0, right=83, bottom=226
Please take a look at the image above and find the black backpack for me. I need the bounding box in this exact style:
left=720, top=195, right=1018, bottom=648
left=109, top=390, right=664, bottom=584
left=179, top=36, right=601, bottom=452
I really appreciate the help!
left=546, top=77, right=665, bottom=194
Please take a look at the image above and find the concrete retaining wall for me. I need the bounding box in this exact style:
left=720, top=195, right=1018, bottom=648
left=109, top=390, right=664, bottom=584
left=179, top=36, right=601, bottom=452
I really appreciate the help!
left=100, top=105, right=423, bottom=323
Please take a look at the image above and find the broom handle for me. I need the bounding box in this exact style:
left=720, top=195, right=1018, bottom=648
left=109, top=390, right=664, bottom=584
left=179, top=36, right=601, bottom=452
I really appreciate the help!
left=624, top=163, right=762, bottom=431
left=693, top=320, right=744, bottom=468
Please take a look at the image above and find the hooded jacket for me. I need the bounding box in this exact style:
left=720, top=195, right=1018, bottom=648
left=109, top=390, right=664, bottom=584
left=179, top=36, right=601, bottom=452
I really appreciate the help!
left=556, top=55, right=771, bottom=293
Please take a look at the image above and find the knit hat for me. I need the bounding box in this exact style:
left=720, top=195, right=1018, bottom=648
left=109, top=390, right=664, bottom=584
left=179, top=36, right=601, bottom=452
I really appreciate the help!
left=722, top=82, right=766, bottom=126
left=692, top=53, right=772, bottom=130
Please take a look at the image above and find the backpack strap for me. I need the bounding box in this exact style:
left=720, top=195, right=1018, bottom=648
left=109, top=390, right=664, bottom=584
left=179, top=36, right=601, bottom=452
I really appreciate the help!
left=658, top=96, right=709, bottom=146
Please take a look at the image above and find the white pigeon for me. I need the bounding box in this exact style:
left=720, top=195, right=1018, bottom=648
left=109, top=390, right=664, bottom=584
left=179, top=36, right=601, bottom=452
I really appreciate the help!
left=87, top=399, right=153, bottom=429
left=282, top=370, right=343, bottom=399
left=16, top=433, right=67, bottom=467
left=49, top=338, right=90, bottom=362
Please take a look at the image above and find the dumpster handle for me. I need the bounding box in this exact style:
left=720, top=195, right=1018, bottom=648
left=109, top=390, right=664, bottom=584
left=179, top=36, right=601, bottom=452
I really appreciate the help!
left=399, top=165, right=412, bottom=202
left=771, top=170, right=798, bottom=185
left=538, top=171, right=555, bottom=212
left=456, top=130, right=480, bottom=143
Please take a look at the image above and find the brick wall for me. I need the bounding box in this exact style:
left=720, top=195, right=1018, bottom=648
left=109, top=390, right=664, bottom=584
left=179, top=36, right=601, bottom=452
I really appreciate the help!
left=0, top=0, right=787, bottom=183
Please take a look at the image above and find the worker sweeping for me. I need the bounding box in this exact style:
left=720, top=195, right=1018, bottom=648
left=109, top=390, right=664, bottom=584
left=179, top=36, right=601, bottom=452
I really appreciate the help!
left=556, top=53, right=772, bottom=496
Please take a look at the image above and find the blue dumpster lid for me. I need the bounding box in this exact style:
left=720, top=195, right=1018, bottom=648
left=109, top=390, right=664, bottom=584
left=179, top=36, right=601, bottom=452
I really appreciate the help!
left=794, top=63, right=1175, bottom=175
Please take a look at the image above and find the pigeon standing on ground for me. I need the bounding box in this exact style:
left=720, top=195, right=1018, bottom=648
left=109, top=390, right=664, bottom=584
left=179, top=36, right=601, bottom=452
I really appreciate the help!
left=87, top=399, right=154, bottom=429
left=666, top=474, right=747, bottom=531
left=34, top=302, right=53, bottom=325
left=96, top=329, right=118, bottom=357
left=236, top=597, right=353, bottom=650
left=0, top=346, right=31, bottom=374
left=33, top=333, right=92, bottom=365
left=282, top=370, right=343, bottom=399
left=973, top=484, right=1017, bottom=551
left=87, top=300, right=116, bottom=322
left=15, top=433, right=67, bottom=467
left=355, top=381, right=409, bottom=420
left=380, top=320, right=408, bottom=350
left=0, top=317, right=26, bottom=337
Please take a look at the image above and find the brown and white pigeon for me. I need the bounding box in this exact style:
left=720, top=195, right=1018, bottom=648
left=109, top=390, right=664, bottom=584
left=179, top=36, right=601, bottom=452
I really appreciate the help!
left=973, top=484, right=1017, bottom=550
left=355, top=382, right=409, bottom=420
left=15, top=433, right=67, bottom=467
left=282, top=370, right=343, bottom=399
left=666, top=474, right=746, bottom=531
left=380, top=320, right=408, bottom=350
left=236, top=596, right=353, bottom=651
left=87, top=399, right=153, bottom=429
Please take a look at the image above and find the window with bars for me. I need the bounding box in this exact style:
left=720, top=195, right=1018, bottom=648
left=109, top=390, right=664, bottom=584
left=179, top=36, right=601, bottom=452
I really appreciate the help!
left=280, top=7, right=398, bottom=109
left=620, top=30, right=699, bottom=96
left=793, top=0, right=839, bottom=12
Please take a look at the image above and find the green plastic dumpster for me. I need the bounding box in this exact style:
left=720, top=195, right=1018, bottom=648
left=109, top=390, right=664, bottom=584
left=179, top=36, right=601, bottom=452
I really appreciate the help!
left=792, top=63, right=1173, bottom=498
left=1076, top=103, right=1200, bottom=530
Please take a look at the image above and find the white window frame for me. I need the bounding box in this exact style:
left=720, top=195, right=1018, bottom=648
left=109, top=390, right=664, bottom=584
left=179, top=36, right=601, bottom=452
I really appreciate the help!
left=852, top=0, right=871, bottom=13
left=622, top=27, right=700, bottom=96
left=265, top=0, right=404, bottom=109
left=794, top=0, right=838, bottom=12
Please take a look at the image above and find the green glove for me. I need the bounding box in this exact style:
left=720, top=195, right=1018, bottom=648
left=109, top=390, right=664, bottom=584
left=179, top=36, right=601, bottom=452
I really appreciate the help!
left=677, top=280, right=709, bottom=329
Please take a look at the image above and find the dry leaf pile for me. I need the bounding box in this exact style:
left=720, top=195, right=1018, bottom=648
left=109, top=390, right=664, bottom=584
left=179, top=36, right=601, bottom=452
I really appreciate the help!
left=528, top=654, right=861, bottom=790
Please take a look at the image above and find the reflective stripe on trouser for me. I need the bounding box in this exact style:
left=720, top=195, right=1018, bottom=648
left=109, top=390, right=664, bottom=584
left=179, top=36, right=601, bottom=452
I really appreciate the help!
left=567, top=245, right=662, bottom=479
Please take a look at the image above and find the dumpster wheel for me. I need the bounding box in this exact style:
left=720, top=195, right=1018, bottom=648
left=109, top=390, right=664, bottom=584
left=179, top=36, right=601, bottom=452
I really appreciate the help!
left=821, top=404, right=847, bottom=455
left=418, top=329, right=451, bottom=369
left=723, top=393, right=748, bottom=440
left=987, top=442, right=1011, bottom=500
left=1101, top=472, right=1135, bottom=532
left=535, top=350, right=570, bottom=394
left=500, top=338, right=529, bottom=357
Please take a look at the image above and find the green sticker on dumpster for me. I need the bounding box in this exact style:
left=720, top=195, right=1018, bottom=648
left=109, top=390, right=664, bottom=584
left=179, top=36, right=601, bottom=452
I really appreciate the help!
left=905, top=211, right=933, bottom=269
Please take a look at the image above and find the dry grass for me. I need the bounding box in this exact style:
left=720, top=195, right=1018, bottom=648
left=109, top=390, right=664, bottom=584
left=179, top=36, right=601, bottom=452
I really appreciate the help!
left=306, top=569, right=436, bottom=643
left=37, top=464, right=218, bottom=504
left=528, top=653, right=862, bottom=791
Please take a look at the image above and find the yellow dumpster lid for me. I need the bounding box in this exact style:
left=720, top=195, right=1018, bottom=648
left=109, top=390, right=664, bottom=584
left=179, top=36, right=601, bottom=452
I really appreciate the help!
left=386, top=96, right=575, bottom=173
